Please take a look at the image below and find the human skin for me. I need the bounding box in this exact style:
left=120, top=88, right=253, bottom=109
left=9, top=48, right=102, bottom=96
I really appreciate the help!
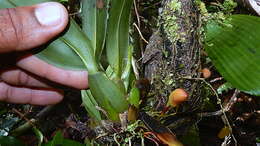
left=0, top=2, right=88, bottom=105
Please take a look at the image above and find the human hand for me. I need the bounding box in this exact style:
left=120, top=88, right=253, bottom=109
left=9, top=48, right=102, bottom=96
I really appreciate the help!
left=0, top=2, right=88, bottom=105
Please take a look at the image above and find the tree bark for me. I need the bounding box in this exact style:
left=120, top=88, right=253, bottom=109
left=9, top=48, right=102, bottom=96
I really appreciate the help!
left=142, top=0, right=203, bottom=133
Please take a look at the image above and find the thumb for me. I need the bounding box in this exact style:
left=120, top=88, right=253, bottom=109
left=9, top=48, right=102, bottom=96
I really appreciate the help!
left=0, top=2, right=68, bottom=53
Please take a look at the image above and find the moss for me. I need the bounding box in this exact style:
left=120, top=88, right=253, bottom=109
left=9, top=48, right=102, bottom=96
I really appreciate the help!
left=196, top=0, right=208, bottom=16
left=160, top=0, right=182, bottom=43
left=222, top=0, right=237, bottom=13
left=162, top=74, right=175, bottom=86
left=168, top=0, right=182, bottom=13
left=195, top=0, right=234, bottom=45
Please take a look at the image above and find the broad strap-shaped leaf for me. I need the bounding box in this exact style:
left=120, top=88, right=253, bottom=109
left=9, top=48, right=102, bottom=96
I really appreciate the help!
left=119, top=0, right=134, bottom=71
left=205, top=15, right=260, bottom=95
left=106, top=0, right=133, bottom=76
left=37, top=19, right=96, bottom=71
left=81, top=90, right=102, bottom=121
left=38, top=19, right=98, bottom=72
left=36, top=38, right=85, bottom=70
left=59, top=19, right=99, bottom=73
left=88, top=72, right=128, bottom=117
left=82, top=0, right=108, bottom=61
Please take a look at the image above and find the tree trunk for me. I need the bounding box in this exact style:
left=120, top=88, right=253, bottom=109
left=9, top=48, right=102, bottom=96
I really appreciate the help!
left=142, top=0, right=203, bottom=134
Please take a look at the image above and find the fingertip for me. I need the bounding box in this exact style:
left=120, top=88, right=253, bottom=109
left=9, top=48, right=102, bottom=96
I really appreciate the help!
left=34, top=2, right=69, bottom=29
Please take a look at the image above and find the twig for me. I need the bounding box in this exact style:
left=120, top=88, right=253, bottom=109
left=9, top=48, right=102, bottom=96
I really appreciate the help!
left=221, top=135, right=231, bottom=146
left=204, top=82, right=238, bottom=146
left=182, top=76, right=238, bottom=145
left=144, top=132, right=159, bottom=146
left=199, top=89, right=240, bottom=117
left=95, top=133, right=109, bottom=140
left=198, top=110, right=223, bottom=117
left=224, top=89, right=239, bottom=111
left=113, top=133, right=121, bottom=146
left=133, top=23, right=149, bottom=44
left=133, top=0, right=141, bottom=27
left=210, top=77, right=223, bottom=83
left=11, top=105, right=56, bottom=136
left=12, top=108, right=32, bottom=123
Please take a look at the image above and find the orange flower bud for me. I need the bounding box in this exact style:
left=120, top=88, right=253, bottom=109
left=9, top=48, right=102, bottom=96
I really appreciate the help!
left=167, top=88, right=188, bottom=107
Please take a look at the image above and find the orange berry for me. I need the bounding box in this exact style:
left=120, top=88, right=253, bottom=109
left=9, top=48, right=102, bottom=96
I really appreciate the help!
left=168, top=88, right=188, bottom=107
left=201, top=68, right=211, bottom=78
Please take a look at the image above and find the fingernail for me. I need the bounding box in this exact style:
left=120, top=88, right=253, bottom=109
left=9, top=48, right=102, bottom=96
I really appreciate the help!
left=35, top=2, right=62, bottom=26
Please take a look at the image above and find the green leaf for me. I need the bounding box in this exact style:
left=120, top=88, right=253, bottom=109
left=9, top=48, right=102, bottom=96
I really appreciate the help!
left=217, top=82, right=234, bottom=94
left=0, top=0, right=49, bottom=7
left=56, top=19, right=99, bottom=73
left=82, top=0, right=108, bottom=61
left=36, top=39, right=85, bottom=70
left=38, top=19, right=99, bottom=72
left=0, top=136, right=25, bottom=146
left=121, top=45, right=134, bottom=91
left=0, top=0, right=15, bottom=8
left=119, top=0, right=134, bottom=70
left=49, top=131, right=63, bottom=146
left=82, top=0, right=96, bottom=49
left=128, top=87, right=140, bottom=108
left=81, top=90, right=102, bottom=121
left=44, top=131, right=84, bottom=146
left=33, top=128, right=44, bottom=146
left=205, top=15, right=260, bottom=95
left=88, top=72, right=128, bottom=120
left=106, top=0, right=133, bottom=76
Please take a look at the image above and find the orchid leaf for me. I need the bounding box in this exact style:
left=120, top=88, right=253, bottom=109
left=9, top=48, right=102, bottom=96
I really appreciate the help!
left=81, top=90, right=102, bottom=121
left=82, top=0, right=108, bottom=61
left=36, top=38, right=85, bottom=70
left=119, top=0, right=133, bottom=70
left=106, top=0, right=133, bottom=76
left=58, top=19, right=98, bottom=73
left=88, top=72, right=128, bottom=120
